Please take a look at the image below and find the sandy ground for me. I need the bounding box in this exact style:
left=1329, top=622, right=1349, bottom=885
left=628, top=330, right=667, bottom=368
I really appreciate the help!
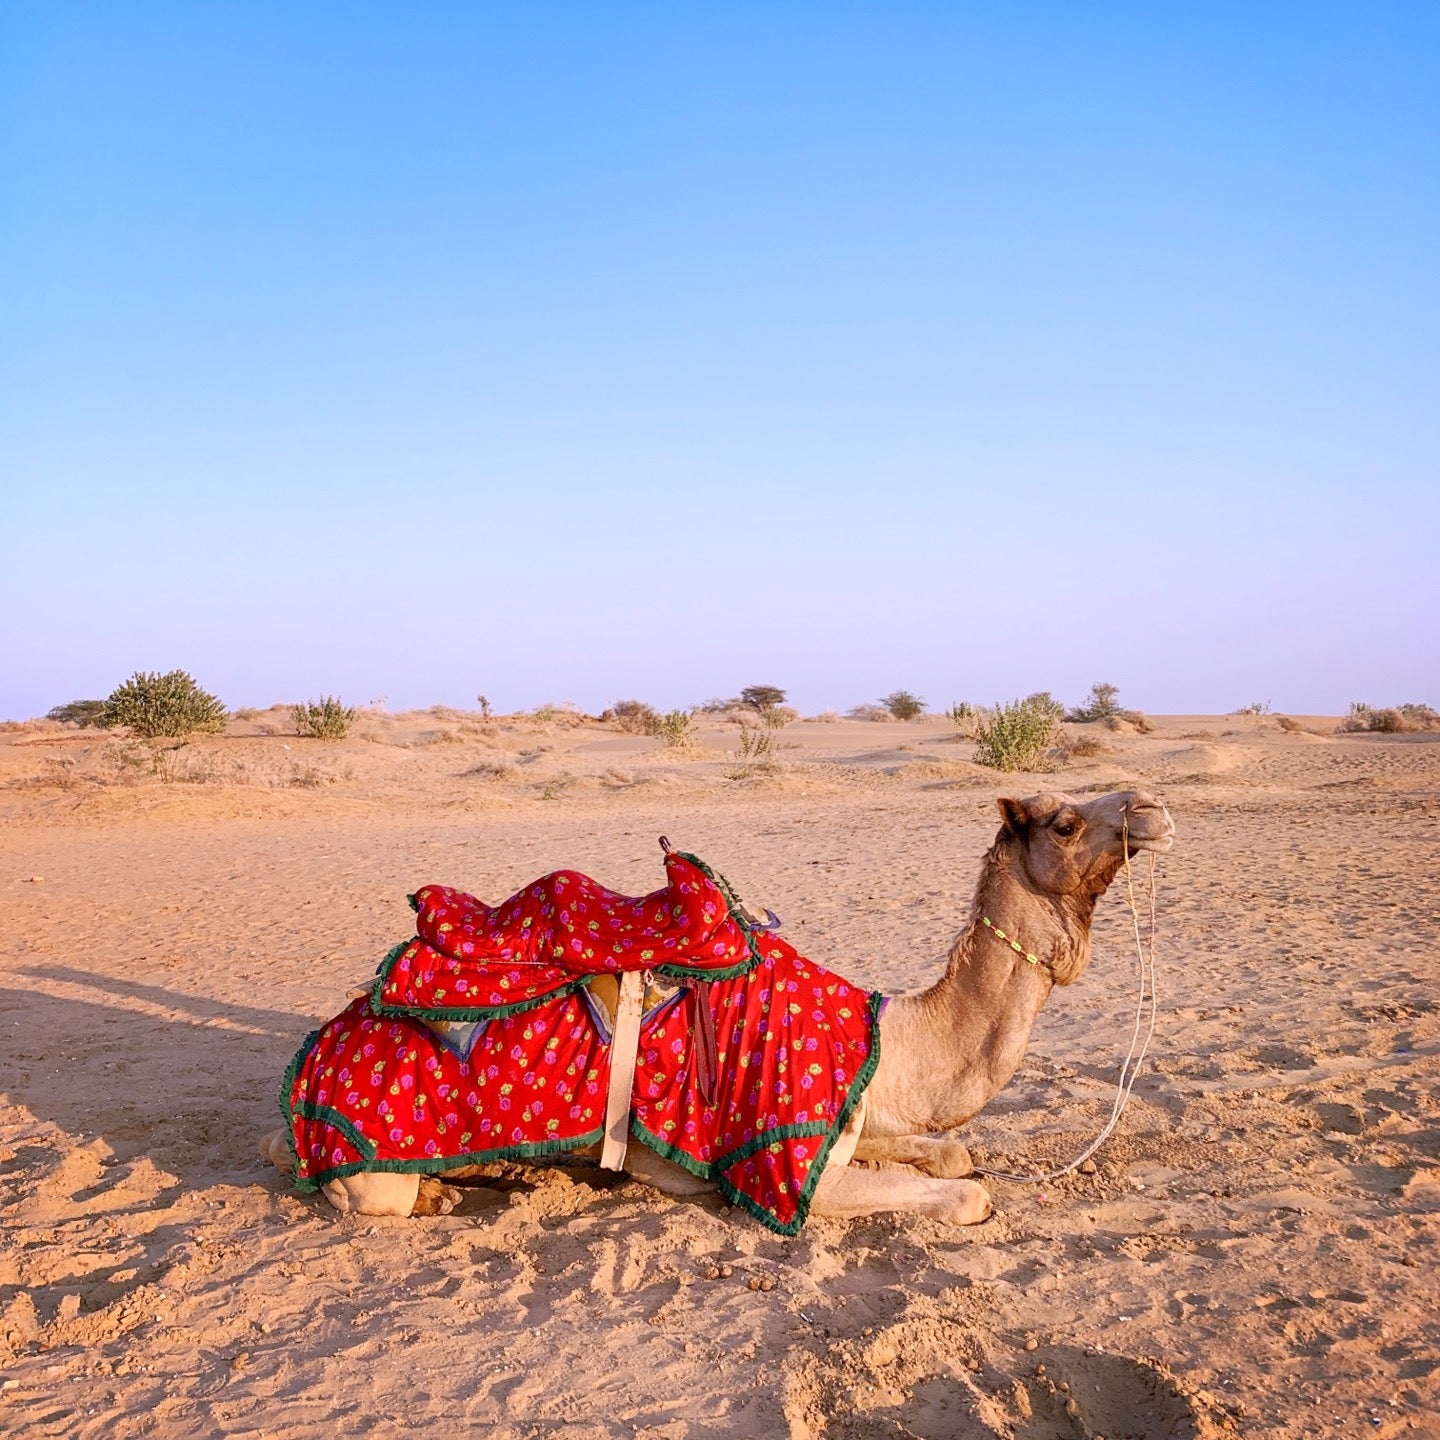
left=1, top=707, right=1436, bottom=1439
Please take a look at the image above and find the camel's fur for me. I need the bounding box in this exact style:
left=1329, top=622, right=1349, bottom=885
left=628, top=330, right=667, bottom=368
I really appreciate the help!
left=262, top=789, right=1173, bottom=1224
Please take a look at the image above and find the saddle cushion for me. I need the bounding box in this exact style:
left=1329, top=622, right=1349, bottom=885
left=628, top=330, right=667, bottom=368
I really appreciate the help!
left=371, top=852, right=760, bottom=1020
left=283, top=854, right=881, bottom=1234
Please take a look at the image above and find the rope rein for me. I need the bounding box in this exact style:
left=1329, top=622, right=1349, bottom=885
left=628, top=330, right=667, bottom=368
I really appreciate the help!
left=973, top=819, right=1160, bottom=1186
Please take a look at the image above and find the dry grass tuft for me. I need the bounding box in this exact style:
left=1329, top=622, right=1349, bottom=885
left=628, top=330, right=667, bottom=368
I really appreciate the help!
left=1055, top=729, right=1110, bottom=762
left=1340, top=702, right=1440, bottom=734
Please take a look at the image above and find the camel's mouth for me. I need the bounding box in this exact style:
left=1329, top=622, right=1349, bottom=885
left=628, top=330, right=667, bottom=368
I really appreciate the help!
left=1119, top=802, right=1175, bottom=856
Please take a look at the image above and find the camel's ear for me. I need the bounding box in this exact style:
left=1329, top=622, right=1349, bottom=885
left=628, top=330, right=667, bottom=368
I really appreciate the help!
left=997, top=797, right=1029, bottom=834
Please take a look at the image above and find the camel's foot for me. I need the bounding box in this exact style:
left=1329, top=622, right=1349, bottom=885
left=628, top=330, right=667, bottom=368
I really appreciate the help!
left=852, top=1134, right=974, bottom=1178
left=258, top=1128, right=291, bottom=1172
left=810, top=1164, right=993, bottom=1225
left=622, top=1144, right=715, bottom=1197
left=412, top=1176, right=464, bottom=1216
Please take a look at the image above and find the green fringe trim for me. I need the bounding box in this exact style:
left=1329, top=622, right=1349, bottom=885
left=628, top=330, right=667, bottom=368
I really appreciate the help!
left=288, top=1131, right=606, bottom=1194
left=649, top=850, right=764, bottom=982
left=276, top=1026, right=321, bottom=1182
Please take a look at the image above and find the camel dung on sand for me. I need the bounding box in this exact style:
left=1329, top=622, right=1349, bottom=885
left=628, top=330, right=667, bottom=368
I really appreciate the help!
left=261, top=788, right=1174, bottom=1224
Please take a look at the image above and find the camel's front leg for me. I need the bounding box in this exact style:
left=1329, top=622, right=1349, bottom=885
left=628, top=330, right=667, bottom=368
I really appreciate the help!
left=851, top=1134, right=974, bottom=1177
left=810, top=1162, right=992, bottom=1225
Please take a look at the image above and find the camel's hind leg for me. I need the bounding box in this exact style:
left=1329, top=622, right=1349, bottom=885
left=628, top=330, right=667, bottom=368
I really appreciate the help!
left=260, top=1128, right=460, bottom=1217
left=321, top=1173, right=464, bottom=1217
left=810, top=1162, right=992, bottom=1225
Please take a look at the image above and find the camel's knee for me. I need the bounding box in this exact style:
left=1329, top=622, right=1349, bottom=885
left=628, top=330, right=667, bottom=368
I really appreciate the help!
left=919, top=1139, right=974, bottom=1179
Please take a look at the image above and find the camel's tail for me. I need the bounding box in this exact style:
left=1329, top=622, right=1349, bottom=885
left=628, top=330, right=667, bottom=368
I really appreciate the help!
left=258, top=1127, right=292, bottom=1173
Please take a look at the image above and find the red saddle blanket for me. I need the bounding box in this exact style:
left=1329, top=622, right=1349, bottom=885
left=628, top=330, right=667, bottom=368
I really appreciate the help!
left=283, top=851, right=882, bottom=1234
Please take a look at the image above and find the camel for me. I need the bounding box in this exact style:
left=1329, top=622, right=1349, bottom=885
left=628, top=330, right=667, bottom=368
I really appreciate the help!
left=261, top=788, right=1173, bottom=1224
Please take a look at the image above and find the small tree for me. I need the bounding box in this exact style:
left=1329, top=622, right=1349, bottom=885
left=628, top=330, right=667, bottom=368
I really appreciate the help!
left=740, top=685, right=786, bottom=713
left=102, top=670, right=228, bottom=738
left=292, top=696, right=357, bottom=739
left=1066, top=682, right=1122, bottom=723
left=881, top=690, right=925, bottom=721
left=47, top=699, right=107, bottom=727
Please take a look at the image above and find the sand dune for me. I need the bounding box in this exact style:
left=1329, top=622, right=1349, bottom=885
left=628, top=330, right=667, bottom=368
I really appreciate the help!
left=1, top=711, right=1436, bottom=1437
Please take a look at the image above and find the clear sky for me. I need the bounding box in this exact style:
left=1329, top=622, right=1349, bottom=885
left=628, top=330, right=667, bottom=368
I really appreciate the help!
left=3, top=4, right=1436, bottom=719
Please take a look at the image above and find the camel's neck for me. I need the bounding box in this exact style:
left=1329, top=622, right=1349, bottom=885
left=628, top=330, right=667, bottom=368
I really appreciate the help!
left=863, top=841, right=1105, bottom=1137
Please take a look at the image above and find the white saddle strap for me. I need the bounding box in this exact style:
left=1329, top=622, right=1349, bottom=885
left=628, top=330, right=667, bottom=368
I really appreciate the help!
left=600, top=969, right=645, bottom=1171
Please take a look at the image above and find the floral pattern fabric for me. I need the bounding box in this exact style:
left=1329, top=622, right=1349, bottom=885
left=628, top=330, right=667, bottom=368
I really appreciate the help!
left=372, top=853, right=759, bottom=1019
left=283, top=853, right=881, bottom=1234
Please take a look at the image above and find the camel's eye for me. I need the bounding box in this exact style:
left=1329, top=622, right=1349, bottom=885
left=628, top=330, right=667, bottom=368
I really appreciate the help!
left=1051, top=818, right=1079, bottom=839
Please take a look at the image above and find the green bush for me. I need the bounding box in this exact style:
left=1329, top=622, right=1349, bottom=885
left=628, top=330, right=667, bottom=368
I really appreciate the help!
left=292, top=696, right=356, bottom=739
left=881, top=690, right=925, bottom=721
left=102, top=671, right=228, bottom=738
left=972, top=696, right=1060, bottom=771
left=1024, top=691, right=1066, bottom=722
left=1066, top=682, right=1122, bottom=723
left=47, top=699, right=107, bottom=727
left=652, top=709, right=698, bottom=747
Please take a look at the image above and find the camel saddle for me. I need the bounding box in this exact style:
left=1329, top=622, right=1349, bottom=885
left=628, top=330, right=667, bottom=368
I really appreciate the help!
left=283, top=847, right=882, bottom=1233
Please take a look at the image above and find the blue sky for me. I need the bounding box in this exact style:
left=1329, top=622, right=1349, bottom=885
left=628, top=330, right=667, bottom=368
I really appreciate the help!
left=3, top=4, right=1436, bottom=718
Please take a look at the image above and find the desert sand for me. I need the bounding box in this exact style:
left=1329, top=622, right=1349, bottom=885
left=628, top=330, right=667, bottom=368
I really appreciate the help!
left=1, top=707, right=1436, bottom=1438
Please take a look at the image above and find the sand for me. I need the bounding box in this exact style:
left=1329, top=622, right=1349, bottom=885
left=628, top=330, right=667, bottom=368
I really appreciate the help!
left=1, top=708, right=1436, bottom=1438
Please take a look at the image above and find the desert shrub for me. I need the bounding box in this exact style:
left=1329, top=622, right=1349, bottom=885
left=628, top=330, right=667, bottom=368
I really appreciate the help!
left=881, top=690, right=925, bottom=721
left=1106, top=709, right=1154, bottom=734
left=847, top=704, right=893, bottom=722
left=740, top=685, right=786, bottom=713
left=46, top=699, right=107, bottom=727
left=1231, top=701, right=1271, bottom=715
left=652, top=709, right=698, bottom=747
left=1056, top=728, right=1108, bottom=761
left=292, top=696, right=356, bottom=739
left=607, top=699, right=660, bottom=734
left=813, top=710, right=840, bottom=723
left=1024, top=691, right=1066, bottom=723
left=727, top=724, right=777, bottom=777
left=765, top=705, right=799, bottom=727
left=948, top=701, right=982, bottom=738
left=972, top=696, right=1060, bottom=771
left=102, top=670, right=228, bottom=738
left=1066, top=682, right=1123, bottom=723
left=1344, top=701, right=1440, bottom=733
left=1276, top=716, right=1304, bottom=733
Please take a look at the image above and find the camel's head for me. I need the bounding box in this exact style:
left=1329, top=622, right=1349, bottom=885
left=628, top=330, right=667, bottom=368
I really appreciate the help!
left=996, top=788, right=1174, bottom=906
